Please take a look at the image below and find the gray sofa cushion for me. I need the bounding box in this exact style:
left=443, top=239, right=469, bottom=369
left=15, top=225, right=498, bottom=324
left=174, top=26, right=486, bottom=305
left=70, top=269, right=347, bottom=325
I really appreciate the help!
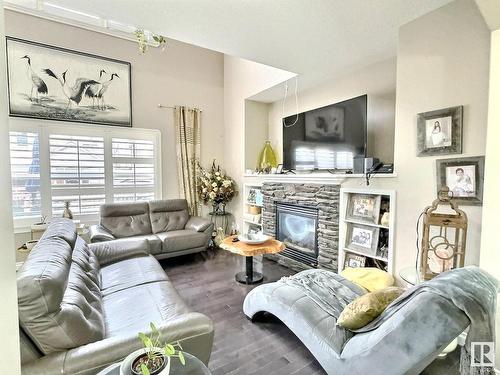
left=103, top=281, right=190, bottom=337
left=100, top=255, right=169, bottom=296
left=17, top=220, right=105, bottom=355
left=100, top=202, right=152, bottom=238
left=149, top=199, right=190, bottom=234
left=157, top=230, right=210, bottom=252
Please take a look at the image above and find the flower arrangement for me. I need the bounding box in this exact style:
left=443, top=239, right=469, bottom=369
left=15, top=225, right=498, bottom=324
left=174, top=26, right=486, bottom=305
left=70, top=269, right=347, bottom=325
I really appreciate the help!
left=197, top=160, right=236, bottom=213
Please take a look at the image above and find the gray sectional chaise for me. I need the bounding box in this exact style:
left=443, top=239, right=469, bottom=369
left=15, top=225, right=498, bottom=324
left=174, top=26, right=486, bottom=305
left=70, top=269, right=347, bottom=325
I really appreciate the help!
left=243, top=268, right=496, bottom=375
left=18, top=219, right=214, bottom=375
left=90, top=199, right=213, bottom=259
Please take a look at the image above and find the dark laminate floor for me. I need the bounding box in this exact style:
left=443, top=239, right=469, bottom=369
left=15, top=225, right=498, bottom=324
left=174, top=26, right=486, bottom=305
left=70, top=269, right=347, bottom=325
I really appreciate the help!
left=161, top=249, right=460, bottom=375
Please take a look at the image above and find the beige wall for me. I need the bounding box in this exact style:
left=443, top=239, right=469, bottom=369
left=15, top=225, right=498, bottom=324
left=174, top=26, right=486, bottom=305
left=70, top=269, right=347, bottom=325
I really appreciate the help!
left=245, top=100, right=270, bottom=170
left=224, top=55, right=295, bottom=221
left=268, top=58, right=397, bottom=164
left=0, top=3, right=21, bottom=373
left=386, top=0, right=490, bottom=272
left=5, top=10, right=224, bottom=201
left=229, top=0, right=490, bottom=279
left=480, top=28, right=500, bottom=369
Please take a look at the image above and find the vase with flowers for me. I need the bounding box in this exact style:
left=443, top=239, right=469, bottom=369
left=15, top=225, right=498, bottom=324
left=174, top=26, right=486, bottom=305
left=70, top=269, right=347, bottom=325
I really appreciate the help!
left=197, top=160, right=236, bottom=214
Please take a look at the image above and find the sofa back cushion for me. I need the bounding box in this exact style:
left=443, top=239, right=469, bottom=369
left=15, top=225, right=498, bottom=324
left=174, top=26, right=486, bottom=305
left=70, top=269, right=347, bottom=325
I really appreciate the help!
left=149, top=199, right=190, bottom=234
left=17, top=219, right=105, bottom=355
left=100, top=202, right=152, bottom=238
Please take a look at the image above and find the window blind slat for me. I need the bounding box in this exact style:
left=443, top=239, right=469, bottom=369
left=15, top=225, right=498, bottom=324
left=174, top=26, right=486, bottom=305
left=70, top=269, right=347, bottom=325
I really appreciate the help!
left=49, top=134, right=105, bottom=215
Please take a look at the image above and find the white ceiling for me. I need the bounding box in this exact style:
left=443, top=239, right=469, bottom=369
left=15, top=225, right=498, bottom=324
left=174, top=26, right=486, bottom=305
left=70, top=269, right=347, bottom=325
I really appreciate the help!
left=37, top=0, right=453, bottom=99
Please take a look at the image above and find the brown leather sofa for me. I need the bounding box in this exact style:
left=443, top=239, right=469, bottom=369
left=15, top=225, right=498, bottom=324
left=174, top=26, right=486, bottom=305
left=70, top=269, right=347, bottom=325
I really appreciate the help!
left=18, top=219, right=214, bottom=375
left=90, top=199, right=213, bottom=259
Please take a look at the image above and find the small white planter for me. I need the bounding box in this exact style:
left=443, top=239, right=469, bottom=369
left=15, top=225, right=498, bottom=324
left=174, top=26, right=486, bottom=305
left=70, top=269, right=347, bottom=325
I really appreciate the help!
left=120, top=348, right=171, bottom=375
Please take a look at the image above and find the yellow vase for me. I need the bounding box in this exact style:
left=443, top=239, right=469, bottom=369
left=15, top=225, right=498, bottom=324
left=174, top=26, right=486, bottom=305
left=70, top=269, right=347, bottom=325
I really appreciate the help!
left=257, top=141, right=277, bottom=171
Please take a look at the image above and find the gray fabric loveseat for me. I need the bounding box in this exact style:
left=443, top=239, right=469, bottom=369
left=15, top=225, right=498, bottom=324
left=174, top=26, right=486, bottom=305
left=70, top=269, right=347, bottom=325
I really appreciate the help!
left=18, top=219, right=214, bottom=375
left=90, top=199, right=213, bottom=259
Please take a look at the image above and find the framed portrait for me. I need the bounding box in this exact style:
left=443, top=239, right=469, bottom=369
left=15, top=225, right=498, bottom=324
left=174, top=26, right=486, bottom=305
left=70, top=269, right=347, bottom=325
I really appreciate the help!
left=344, top=253, right=366, bottom=269
left=346, top=193, right=381, bottom=224
left=417, top=106, right=463, bottom=157
left=345, top=223, right=379, bottom=256
left=305, top=106, right=344, bottom=142
left=436, top=156, right=485, bottom=206
left=6, top=37, right=132, bottom=127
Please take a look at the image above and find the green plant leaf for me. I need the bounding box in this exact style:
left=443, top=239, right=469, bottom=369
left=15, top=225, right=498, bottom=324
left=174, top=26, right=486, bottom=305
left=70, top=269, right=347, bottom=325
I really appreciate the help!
left=140, top=363, right=150, bottom=375
left=150, top=322, right=158, bottom=332
left=165, top=344, right=175, bottom=355
left=178, top=351, right=186, bottom=366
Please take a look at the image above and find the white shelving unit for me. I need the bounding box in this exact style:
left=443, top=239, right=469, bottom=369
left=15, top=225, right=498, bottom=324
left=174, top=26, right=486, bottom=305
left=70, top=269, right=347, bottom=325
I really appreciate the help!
left=338, top=188, right=396, bottom=274
left=242, top=183, right=264, bottom=234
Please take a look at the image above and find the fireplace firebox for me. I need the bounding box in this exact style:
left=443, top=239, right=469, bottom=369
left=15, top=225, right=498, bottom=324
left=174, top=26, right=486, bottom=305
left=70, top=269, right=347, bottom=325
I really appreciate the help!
left=276, top=202, right=319, bottom=267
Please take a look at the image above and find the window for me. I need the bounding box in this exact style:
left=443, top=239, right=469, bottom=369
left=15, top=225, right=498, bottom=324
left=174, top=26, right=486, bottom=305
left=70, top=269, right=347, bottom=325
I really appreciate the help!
left=9, top=131, right=41, bottom=218
left=49, top=134, right=105, bottom=215
left=9, top=123, right=161, bottom=228
left=112, top=138, right=156, bottom=202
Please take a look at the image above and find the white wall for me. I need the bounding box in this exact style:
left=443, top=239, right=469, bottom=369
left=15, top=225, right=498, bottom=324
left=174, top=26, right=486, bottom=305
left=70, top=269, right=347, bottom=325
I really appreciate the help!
left=0, top=2, right=21, bottom=373
left=245, top=100, right=270, bottom=170
left=480, top=28, right=500, bottom=370
left=268, top=58, right=397, bottom=164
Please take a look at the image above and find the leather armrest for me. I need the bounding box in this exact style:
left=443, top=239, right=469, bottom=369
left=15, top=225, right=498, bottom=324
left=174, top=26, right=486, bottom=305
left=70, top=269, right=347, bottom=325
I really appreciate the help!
left=89, top=224, right=115, bottom=243
left=88, top=239, right=150, bottom=266
left=185, top=216, right=212, bottom=232
left=20, top=313, right=214, bottom=375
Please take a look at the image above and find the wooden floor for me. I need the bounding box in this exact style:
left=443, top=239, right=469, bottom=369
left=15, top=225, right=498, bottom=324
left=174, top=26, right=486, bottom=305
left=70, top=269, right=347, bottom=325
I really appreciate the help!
left=161, top=249, right=459, bottom=375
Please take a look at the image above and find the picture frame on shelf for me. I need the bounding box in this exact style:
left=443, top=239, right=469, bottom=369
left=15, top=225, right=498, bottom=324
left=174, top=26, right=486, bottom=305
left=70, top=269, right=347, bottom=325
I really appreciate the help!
left=345, top=223, right=379, bottom=256
left=436, top=156, right=485, bottom=206
left=247, top=188, right=257, bottom=204
left=344, top=253, right=366, bottom=269
left=417, top=105, right=463, bottom=157
left=276, top=164, right=284, bottom=174
left=346, top=193, right=381, bottom=225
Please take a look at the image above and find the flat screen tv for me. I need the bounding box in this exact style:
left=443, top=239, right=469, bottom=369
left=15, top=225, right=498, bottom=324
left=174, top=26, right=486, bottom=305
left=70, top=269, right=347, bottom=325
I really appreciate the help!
left=282, top=94, right=367, bottom=171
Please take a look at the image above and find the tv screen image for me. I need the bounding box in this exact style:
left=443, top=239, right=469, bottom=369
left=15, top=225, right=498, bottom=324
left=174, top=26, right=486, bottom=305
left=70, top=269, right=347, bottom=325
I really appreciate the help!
left=282, top=94, right=367, bottom=171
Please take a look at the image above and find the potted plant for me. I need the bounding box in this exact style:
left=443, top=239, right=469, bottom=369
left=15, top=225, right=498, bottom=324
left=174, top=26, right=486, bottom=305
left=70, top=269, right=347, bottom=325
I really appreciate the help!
left=121, top=323, right=185, bottom=375
left=197, top=160, right=236, bottom=214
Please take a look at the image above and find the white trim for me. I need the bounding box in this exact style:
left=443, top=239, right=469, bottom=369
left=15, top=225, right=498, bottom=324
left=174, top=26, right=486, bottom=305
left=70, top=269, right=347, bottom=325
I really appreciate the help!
left=243, top=172, right=397, bottom=185
left=9, top=118, right=162, bottom=229
left=3, top=3, right=161, bottom=47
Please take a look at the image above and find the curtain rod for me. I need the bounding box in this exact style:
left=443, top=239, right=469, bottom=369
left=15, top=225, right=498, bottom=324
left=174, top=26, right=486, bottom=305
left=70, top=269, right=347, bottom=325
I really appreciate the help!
left=157, top=104, right=203, bottom=112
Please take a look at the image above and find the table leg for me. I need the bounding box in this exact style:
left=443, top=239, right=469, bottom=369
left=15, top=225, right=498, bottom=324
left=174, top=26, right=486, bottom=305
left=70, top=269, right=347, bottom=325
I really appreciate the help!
left=235, top=256, right=263, bottom=285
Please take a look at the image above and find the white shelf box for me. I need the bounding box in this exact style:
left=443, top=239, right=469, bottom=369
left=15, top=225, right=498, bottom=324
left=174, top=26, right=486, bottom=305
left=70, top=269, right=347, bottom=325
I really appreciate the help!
left=338, top=187, right=395, bottom=274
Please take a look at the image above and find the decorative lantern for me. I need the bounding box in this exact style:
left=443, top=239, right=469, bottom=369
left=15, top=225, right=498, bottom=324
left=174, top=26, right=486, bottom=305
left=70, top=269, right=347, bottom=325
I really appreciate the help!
left=420, top=187, right=467, bottom=280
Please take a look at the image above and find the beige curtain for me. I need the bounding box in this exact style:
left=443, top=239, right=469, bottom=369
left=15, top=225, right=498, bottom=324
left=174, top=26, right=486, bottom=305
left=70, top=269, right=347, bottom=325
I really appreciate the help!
left=174, top=106, right=201, bottom=216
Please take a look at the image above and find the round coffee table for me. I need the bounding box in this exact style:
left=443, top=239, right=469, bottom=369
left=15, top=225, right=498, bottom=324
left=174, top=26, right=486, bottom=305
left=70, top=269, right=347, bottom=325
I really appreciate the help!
left=97, top=352, right=211, bottom=375
left=220, top=235, right=285, bottom=284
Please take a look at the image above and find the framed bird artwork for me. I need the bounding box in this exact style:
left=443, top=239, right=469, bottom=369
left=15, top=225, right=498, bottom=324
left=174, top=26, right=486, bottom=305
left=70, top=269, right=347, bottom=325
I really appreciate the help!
left=5, top=37, right=132, bottom=127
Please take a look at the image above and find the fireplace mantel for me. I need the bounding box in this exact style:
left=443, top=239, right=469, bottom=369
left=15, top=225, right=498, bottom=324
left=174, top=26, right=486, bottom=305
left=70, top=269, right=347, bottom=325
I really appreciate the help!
left=244, top=172, right=396, bottom=185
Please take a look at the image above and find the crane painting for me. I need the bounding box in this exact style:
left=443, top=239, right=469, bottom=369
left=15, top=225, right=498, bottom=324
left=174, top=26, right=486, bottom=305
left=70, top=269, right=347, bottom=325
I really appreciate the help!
left=6, top=37, right=132, bottom=127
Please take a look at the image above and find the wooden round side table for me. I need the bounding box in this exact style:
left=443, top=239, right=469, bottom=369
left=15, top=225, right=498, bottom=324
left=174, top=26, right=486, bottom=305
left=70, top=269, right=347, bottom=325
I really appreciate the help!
left=220, top=235, right=285, bottom=284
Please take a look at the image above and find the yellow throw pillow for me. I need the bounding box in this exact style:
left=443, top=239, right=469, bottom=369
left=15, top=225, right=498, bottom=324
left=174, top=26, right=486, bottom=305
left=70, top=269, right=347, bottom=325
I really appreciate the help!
left=340, top=267, right=394, bottom=292
left=337, top=287, right=404, bottom=330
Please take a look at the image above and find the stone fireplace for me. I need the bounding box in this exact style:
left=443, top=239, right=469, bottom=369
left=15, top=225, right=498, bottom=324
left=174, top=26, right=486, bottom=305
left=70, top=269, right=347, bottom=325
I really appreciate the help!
left=262, top=182, right=340, bottom=272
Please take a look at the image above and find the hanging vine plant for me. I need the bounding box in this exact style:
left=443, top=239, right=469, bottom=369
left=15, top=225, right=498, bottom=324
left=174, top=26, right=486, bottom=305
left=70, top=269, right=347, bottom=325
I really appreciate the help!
left=134, top=29, right=167, bottom=54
